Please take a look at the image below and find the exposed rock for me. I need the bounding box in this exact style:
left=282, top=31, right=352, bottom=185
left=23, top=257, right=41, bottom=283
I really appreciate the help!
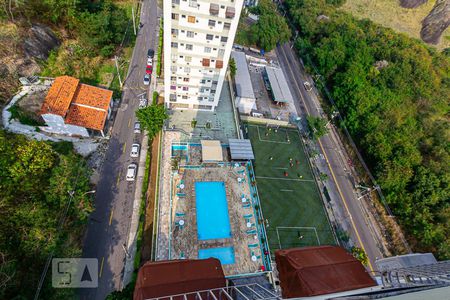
left=317, top=15, right=330, bottom=22
left=399, top=0, right=428, bottom=9
left=23, top=24, right=60, bottom=60
left=374, top=60, right=389, bottom=70
left=421, top=0, right=450, bottom=45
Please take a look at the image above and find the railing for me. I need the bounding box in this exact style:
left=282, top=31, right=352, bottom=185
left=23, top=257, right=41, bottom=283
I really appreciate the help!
left=148, top=283, right=280, bottom=300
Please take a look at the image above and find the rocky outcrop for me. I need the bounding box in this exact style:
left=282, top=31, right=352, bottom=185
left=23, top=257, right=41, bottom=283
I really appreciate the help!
left=420, top=0, right=450, bottom=44
left=399, top=0, right=428, bottom=9
left=23, top=24, right=60, bottom=59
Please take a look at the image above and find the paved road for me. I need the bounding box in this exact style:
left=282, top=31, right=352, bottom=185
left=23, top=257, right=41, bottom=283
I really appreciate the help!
left=79, top=1, right=158, bottom=299
left=276, top=42, right=383, bottom=271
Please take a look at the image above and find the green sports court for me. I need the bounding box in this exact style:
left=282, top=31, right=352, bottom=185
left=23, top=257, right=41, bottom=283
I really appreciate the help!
left=246, top=123, right=336, bottom=252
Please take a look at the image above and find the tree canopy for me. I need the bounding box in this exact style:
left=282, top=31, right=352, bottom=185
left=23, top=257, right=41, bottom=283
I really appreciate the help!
left=306, top=116, right=329, bottom=140
left=0, top=130, right=92, bottom=299
left=136, top=104, right=168, bottom=139
left=285, top=0, right=450, bottom=259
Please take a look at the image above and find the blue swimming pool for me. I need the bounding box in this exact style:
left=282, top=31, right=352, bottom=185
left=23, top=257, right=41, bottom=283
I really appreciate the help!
left=198, top=247, right=235, bottom=265
left=195, top=181, right=231, bottom=240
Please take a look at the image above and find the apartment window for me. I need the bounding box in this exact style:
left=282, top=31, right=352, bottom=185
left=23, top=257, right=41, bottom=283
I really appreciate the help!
left=186, top=31, right=194, bottom=38
left=204, top=47, right=211, bottom=53
left=179, top=55, right=184, bottom=58
left=184, top=66, right=191, bottom=73
left=225, top=6, right=235, bottom=18
left=220, top=5, right=225, bottom=8
left=207, top=79, right=211, bottom=82
left=172, top=13, right=179, bottom=20
left=171, top=28, right=178, bottom=36
left=183, top=78, right=189, bottom=82
left=208, top=19, right=216, bottom=27
left=221, top=36, right=228, bottom=43
left=187, top=16, right=196, bottom=23
left=182, top=95, right=188, bottom=99
left=200, top=79, right=206, bottom=84
left=181, top=30, right=185, bottom=33
left=171, top=54, right=177, bottom=60
left=218, top=49, right=225, bottom=56
left=170, top=85, right=176, bottom=90
left=224, top=22, right=231, bottom=29
left=171, top=42, right=178, bottom=48
left=206, top=34, right=214, bottom=41
left=185, top=56, right=192, bottom=62
left=182, top=86, right=189, bottom=91
left=213, top=48, right=217, bottom=50
left=171, top=76, right=176, bottom=81
left=200, top=87, right=205, bottom=92
left=170, top=94, right=177, bottom=101
left=188, top=0, right=197, bottom=8
left=171, top=66, right=177, bottom=72
left=211, top=90, right=216, bottom=94
left=212, top=80, right=218, bottom=85
left=215, top=60, right=223, bottom=69
left=198, top=97, right=203, bottom=100
left=186, top=44, right=193, bottom=50
left=209, top=3, right=219, bottom=15
left=202, top=58, right=210, bottom=67
left=181, top=14, right=186, bottom=18
left=172, top=0, right=180, bottom=4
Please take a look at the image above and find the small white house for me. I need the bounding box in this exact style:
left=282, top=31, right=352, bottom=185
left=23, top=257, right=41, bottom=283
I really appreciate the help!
left=39, top=76, right=113, bottom=137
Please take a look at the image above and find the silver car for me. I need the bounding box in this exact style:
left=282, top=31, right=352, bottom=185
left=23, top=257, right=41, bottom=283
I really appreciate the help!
left=143, top=74, right=150, bottom=85
left=130, top=143, right=140, bottom=158
left=139, top=98, right=148, bottom=108
left=126, top=163, right=137, bottom=181
left=134, top=122, right=141, bottom=134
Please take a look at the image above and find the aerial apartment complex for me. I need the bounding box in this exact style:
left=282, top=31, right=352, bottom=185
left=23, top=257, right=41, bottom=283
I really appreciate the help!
left=164, top=0, right=244, bottom=111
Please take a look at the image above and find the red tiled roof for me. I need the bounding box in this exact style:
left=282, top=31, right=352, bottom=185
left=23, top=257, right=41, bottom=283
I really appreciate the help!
left=72, top=84, right=113, bottom=111
left=40, top=76, right=79, bottom=116
left=65, top=105, right=108, bottom=131
left=40, top=76, right=113, bottom=131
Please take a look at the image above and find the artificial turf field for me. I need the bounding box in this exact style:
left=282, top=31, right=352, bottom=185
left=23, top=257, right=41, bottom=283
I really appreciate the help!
left=246, top=123, right=336, bottom=252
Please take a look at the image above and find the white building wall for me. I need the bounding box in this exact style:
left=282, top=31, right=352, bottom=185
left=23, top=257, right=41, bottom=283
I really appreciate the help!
left=164, top=0, right=244, bottom=111
left=236, top=96, right=256, bottom=114
left=41, top=114, right=89, bottom=137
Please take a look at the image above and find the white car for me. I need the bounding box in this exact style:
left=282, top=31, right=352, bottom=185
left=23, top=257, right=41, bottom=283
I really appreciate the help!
left=147, top=57, right=153, bottom=65
left=130, top=143, right=140, bottom=158
left=143, top=74, right=150, bottom=85
left=303, top=81, right=312, bottom=91
left=126, top=163, right=137, bottom=181
left=134, top=122, right=141, bottom=134
left=139, top=98, right=148, bottom=108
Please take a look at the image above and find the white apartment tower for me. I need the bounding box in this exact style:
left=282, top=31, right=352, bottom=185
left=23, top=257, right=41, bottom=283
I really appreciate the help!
left=164, top=0, right=244, bottom=111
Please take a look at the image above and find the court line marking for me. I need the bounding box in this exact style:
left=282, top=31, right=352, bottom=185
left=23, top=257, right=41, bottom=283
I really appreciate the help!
left=256, top=125, right=291, bottom=144
left=276, top=226, right=320, bottom=247
left=256, top=176, right=314, bottom=182
left=280, top=189, right=293, bottom=192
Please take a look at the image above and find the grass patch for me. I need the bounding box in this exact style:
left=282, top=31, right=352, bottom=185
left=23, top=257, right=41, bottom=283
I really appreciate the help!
left=152, top=91, right=159, bottom=105
left=340, top=0, right=450, bottom=50
left=8, top=105, right=44, bottom=126
left=156, top=19, right=163, bottom=77
left=246, top=123, right=335, bottom=251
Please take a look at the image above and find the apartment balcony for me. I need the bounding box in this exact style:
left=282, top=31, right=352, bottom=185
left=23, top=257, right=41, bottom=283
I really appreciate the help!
left=225, top=6, right=235, bottom=19
left=210, top=3, right=219, bottom=16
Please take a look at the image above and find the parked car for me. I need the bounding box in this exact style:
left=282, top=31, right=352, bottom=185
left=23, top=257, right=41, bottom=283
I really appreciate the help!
left=139, top=98, right=148, bottom=108
left=145, top=65, right=153, bottom=75
left=147, top=49, right=154, bottom=58
left=303, top=81, right=312, bottom=92
left=134, top=122, right=141, bottom=134
left=147, top=57, right=153, bottom=66
left=143, top=74, right=150, bottom=85
left=130, top=143, right=140, bottom=158
left=126, top=163, right=137, bottom=181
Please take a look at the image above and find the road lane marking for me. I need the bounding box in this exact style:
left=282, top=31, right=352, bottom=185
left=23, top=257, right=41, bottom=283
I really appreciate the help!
left=109, top=210, right=114, bottom=226
left=122, top=142, right=127, bottom=154
left=279, top=44, right=375, bottom=272
left=128, top=118, right=131, bottom=128
left=99, top=257, right=105, bottom=278
left=116, top=170, right=122, bottom=187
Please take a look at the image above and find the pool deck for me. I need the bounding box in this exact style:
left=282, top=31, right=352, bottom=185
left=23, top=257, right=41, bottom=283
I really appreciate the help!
left=170, top=165, right=263, bottom=275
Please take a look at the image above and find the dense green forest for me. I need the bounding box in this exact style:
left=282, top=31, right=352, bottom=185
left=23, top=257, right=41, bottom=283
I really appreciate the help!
left=284, top=0, right=450, bottom=258
left=0, top=130, right=92, bottom=299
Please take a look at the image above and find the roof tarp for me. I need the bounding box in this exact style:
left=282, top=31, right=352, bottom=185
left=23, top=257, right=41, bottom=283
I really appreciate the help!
left=133, top=258, right=226, bottom=300
left=231, top=51, right=256, bottom=100
left=201, top=140, right=223, bottom=162
left=275, top=246, right=376, bottom=298
left=229, top=139, right=254, bottom=160
left=264, top=66, right=294, bottom=104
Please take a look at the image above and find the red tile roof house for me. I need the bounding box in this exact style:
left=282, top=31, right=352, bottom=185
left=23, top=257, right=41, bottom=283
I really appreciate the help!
left=39, top=76, right=113, bottom=137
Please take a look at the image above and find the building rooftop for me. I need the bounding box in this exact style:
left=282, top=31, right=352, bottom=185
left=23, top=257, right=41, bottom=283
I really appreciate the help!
left=65, top=105, right=108, bottom=131
left=201, top=140, right=223, bottom=161
left=40, top=76, right=79, bottom=116
left=229, top=138, right=255, bottom=160
left=264, top=66, right=294, bottom=104
left=231, top=51, right=256, bottom=100
left=40, top=76, right=112, bottom=131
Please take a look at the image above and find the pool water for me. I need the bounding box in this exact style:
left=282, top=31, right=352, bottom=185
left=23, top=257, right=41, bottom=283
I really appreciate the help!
left=195, top=181, right=231, bottom=240
left=198, top=247, right=235, bottom=265
left=172, top=144, right=188, bottom=151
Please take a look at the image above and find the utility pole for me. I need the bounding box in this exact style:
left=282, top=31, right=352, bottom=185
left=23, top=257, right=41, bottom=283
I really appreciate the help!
left=114, top=56, right=123, bottom=88
left=132, top=5, right=137, bottom=36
